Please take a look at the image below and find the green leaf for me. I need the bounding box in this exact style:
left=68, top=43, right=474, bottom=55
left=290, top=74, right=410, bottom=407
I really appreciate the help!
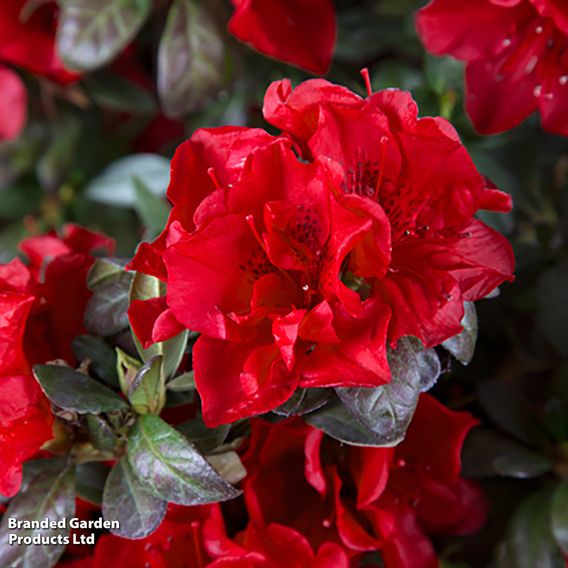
left=72, top=335, right=118, bottom=387
left=0, top=461, right=75, bottom=568
left=86, top=414, right=118, bottom=452
left=33, top=364, right=128, bottom=414
left=552, top=481, right=568, bottom=556
left=76, top=462, right=110, bottom=506
left=128, top=355, right=165, bottom=415
left=102, top=458, right=167, bottom=539
left=157, top=0, right=226, bottom=118
left=496, top=489, right=564, bottom=568
left=441, top=301, right=478, bottom=365
left=167, top=371, right=195, bottom=392
left=116, top=347, right=142, bottom=396
left=273, top=388, right=332, bottom=418
left=334, top=338, right=441, bottom=446
left=462, top=429, right=552, bottom=479
left=133, top=177, right=171, bottom=233
left=304, top=400, right=388, bottom=446
left=56, top=0, right=152, bottom=71
left=176, top=414, right=229, bottom=454
left=85, top=259, right=134, bottom=336
left=85, top=154, right=170, bottom=207
left=127, top=414, right=241, bottom=505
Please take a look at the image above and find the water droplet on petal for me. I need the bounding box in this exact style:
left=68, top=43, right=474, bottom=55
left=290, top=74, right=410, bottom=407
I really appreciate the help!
left=502, top=38, right=512, bottom=47
left=322, top=519, right=332, bottom=528
left=536, top=25, right=543, bottom=34
left=560, top=76, right=568, bottom=85
left=534, top=84, right=543, bottom=97
left=544, top=93, right=554, bottom=101
left=526, top=56, right=538, bottom=74
left=302, top=284, right=309, bottom=291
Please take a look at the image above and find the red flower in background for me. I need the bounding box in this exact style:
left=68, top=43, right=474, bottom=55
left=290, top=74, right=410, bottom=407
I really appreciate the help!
left=0, top=0, right=78, bottom=84
left=129, top=79, right=513, bottom=427
left=0, top=66, right=27, bottom=142
left=416, top=0, right=568, bottom=136
left=241, top=394, right=486, bottom=568
left=228, top=0, right=336, bottom=74
left=0, top=224, right=114, bottom=497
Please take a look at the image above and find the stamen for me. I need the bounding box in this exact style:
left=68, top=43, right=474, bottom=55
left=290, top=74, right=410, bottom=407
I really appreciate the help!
left=373, top=136, right=389, bottom=201
left=360, top=68, right=373, bottom=97
left=207, top=167, right=222, bottom=190
left=245, top=214, right=267, bottom=253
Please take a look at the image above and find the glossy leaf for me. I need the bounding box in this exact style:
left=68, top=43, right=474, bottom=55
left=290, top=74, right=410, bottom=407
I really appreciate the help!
left=441, top=301, right=478, bottom=365
left=72, top=334, right=118, bottom=387
left=133, top=177, right=171, bottom=234
left=33, top=364, right=128, bottom=414
left=167, top=371, right=195, bottom=392
left=0, top=461, right=75, bottom=568
left=273, top=388, right=332, bottom=418
left=176, top=414, right=229, bottom=454
left=127, top=414, right=241, bottom=505
left=334, top=338, right=441, bottom=446
left=85, top=154, right=170, bottom=207
left=86, top=413, right=118, bottom=452
left=157, top=0, right=225, bottom=118
left=76, top=462, right=110, bottom=506
left=102, top=458, right=167, bottom=539
left=57, top=0, right=152, bottom=71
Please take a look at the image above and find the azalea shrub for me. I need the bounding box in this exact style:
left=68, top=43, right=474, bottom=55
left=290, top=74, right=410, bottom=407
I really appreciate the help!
left=0, top=1, right=568, bottom=568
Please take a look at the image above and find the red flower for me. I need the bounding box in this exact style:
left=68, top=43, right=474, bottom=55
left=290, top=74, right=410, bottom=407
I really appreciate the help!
left=240, top=394, right=486, bottom=568
left=0, top=1, right=78, bottom=84
left=0, top=225, right=114, bottom=497
left=228, top=0, right=336, bottom=75
left=0, top=65, right=27, bottom=142
left=416, top=0, right=568, bottom=136
left=129, top=79, right=513, bottom=426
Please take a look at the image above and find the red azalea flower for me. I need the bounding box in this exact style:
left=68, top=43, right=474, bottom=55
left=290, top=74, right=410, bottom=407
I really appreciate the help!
left=416, top=0, right=568, bottom=136
left=228, top=0, right=336, bottom=74
left=0, top=65, right=27, bottom=141
left=240, top=394, right=487, bottom=568
left=0, top=225, right=114, bottom=497
left=129, top=79, right=513, bottom=426
left=0, top=0, right=78, bottom=84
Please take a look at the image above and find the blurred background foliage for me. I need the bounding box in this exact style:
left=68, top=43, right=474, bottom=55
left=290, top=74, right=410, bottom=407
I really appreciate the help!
left=1, top=0, right=568, bottom=566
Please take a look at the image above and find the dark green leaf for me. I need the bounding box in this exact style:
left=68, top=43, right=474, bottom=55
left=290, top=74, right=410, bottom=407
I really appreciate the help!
left=85, top=154, right=170, bottom=207
left=127, top=414, right=241, bottom=505
left=462, top=429, right=552, bottom=479
left=206, top=451, right=247, bottom=485
left=273, top=388, right=332, bottom=418
left=552, top=481, right=568, bottom=556
left=84, top=70, right=157, bottom=114
left=335, top=338, right=441, bottom=446
left=76, top=462, right=110, bottom=506
left=86, top=414, right=118, bottom=452
left=441, top=301, right=478, bottom=365
left=176, top=414, right=229, bottom=454
left=0, top=461, right=75, bottom=568
left=157, top=0, right=226, bottom=118
left=133, top=177, right=171, bottom=233
left=72, top=335, right=118, bottom=387
left=56, top=0, right=152, bottom=71
left=496, top=489, right=564, bottom=568
left=102, top=458, right=167, bottom=539
left=33, top=364, right=128, bottom=414
left=537, top=262, right=568, bottom=357
left=85, top=261, right=134, bottom=336
left=304, top=400, right=389, bottom=446
left=128, top=355, right=165, bottom=415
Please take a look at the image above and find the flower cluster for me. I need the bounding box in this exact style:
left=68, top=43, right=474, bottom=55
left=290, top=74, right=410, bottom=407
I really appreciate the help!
left=0, top=225, right=114, bottom=497
left=129, top=78, right=514, bottom=426
left=56, top=394, right=481, bottom=568
left=417, top=0, right=568, bottom=135
left=0, top=0, right=79, bottom=142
